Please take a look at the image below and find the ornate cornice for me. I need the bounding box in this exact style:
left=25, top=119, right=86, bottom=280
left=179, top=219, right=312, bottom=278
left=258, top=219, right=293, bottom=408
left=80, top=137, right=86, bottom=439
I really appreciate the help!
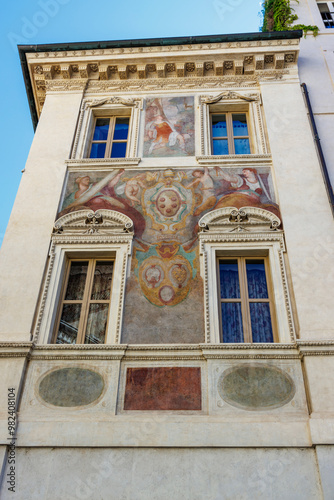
left=53, top=209, right=134, bottom=235
left=297, top=340, right=334, bottom=356
left=198, top=207, right=281, bottom=233
left=29, top=38, right=299, bottom=61
left=199, top=232, right=285, bottom=254
left=0, top=342, right=34, bottom=359
left=86, top=96, right=143, bottom=109
left=200, top=90, right=259, bottom=104
left=196, top=154, right=272, bottom=166
left=31, top=57, right=291, bottom=115
left=65, top=158, right=141, bottom=169
left=2, top=342, right=333, bottom=360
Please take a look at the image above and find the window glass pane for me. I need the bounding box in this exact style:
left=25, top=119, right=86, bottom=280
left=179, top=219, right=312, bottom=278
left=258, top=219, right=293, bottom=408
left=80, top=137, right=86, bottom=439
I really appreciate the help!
left=212, top=115, right=227, bottom=137
left=56, top=304, right=81, bottom=344
left=91, top=261, right=114, bottom=300
left=93, top=119, right=109, bottom=140
left=250, top=303, right=273, bottom=342
left=232, top=114, right=248, bottom=136
left=221, top=303, right=243, bottom=343
left=65, top=262, right=88, bottom=300
left=111, top=142, right=127, bottom=158
left=85, top=303, right=109, bottom=344
left=113, top=117, right=129, bottom=140
left=246, top=260, right=268, bottom=299
left=90, top=143, right=106, bottom=158
left=219, top=260, right=240, bottom=299
left=318, top=3, right=329, bottom=13
left=234, top=138, right=250, bottom=154
left=213, top=139, right=229, bottom=155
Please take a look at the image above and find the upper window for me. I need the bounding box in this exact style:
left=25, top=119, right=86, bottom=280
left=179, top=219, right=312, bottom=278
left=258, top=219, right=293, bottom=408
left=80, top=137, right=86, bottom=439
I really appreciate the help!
left=218, top=257, right=276, bottom=343
left=89, top=116, right=130, bottom=158
left=211, top=112, right=251, bottom=155
left=54, top=259, right=114, bottom=344
left=317, top=2, right=334, bottom=27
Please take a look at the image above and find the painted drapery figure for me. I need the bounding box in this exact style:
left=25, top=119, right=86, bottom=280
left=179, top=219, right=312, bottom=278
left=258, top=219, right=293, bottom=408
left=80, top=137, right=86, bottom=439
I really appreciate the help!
left=143, top=97, right=195, bottom=157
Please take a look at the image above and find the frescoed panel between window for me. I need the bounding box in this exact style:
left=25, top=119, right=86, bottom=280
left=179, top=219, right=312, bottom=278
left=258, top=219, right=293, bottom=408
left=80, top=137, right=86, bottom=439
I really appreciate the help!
left=58, top=167, right=280, bottom=344
left=143, top=96, right=195, bottom=157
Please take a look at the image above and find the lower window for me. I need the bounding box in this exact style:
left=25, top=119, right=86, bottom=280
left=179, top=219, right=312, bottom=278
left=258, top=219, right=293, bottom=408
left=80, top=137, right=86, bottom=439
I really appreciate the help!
left=54, top=259, right=114, bottom=344
left=218, top=257, right=276, bottom=343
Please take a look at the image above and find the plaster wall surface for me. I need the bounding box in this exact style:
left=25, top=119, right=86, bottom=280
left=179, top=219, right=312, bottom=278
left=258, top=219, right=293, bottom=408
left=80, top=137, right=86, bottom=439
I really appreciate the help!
left=316, top=445, right=334, bottom=499
left=0, top=358, right=27, bottom=442
left=0, top=91, right=83, bottom=341
left=260, top=79, right=334, bottom=339
left=304, top=356, right=334, bottom=413
left=294, top=0, right=334, bottom=186
left=0, top=447, right=323, bottom=500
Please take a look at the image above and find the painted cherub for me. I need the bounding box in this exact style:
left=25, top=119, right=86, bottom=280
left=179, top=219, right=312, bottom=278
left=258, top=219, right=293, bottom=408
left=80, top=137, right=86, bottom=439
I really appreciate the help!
left=124, top=173, right=148, bottom=206
left=187, top=166, right=217, bottom=216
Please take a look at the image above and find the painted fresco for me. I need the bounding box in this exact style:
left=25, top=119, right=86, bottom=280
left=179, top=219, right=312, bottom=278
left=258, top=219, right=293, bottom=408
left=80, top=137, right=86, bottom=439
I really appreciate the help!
left=58, top=167, right=280, bottom=343
left=143, top=97, right=195, bottom=157
left=124, top=367, right=202, bottom=411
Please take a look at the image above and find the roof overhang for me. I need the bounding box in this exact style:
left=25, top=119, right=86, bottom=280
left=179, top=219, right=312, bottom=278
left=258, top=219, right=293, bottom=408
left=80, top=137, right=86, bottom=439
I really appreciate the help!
left=18, top=30, right=303, bottom=130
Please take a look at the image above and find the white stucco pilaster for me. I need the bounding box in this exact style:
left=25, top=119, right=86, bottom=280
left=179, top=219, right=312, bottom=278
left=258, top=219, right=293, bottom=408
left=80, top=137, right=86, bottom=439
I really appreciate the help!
left=0, top=91, right=84, bottom=341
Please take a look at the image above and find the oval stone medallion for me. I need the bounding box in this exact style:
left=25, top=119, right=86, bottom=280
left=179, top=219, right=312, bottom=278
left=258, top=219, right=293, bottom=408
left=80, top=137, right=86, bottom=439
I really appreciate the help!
left=39, top=368, right=104, bottom=407
left=218, top=364, right=295, bottom=411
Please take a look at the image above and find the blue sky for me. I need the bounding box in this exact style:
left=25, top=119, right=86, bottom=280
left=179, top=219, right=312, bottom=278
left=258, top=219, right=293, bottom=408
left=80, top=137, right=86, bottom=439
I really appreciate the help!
left=0, top=0, right=263, bottom=246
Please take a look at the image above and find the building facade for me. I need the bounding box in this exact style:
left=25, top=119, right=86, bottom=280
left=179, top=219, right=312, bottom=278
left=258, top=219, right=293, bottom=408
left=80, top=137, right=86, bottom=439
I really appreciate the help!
left=0, top=28, right=334, bottom=499
left=294, top=0, right=334, bottom=202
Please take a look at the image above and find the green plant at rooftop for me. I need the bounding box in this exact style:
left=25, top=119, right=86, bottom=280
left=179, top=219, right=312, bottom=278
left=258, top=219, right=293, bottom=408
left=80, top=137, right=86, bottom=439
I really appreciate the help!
left=261, top=0, right=319, bottom=36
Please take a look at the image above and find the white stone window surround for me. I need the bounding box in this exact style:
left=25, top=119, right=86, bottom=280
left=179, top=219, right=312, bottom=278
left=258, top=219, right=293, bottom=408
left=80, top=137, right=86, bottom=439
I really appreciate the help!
left=197, top=91, right=268, bottom=158
left=34, top=209, right=133, bottom=345
left=71, top=96, right=143, bottom=161
left=198, top=207, right=295, bottom=345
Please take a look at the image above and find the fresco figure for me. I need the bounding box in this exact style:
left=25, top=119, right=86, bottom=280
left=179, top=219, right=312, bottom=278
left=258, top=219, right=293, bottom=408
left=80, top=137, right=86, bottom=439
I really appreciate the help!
left=63, top=170, right=126, bottom=211
left=215, top=167, right=280, bottom=218
left=124, top=173, right=148, bottom=206
left=146, top=99, right=185, bottom=154
left=187, top=167, right=217, bottom=216
left=144, top=97, right=194, bottom=157
left=59, top=169, right=146, bottom=239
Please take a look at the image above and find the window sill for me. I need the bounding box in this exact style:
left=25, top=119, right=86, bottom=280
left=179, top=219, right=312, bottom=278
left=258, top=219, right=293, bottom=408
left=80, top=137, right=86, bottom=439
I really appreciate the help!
left=196, top=154, right=272, bottom=165
left=66, top=157, right=141, bottom=168
left=28, top=343, right=299, bottom=361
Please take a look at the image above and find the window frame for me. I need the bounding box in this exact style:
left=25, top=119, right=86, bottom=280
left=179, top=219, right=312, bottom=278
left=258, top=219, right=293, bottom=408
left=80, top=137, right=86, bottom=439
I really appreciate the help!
left=317, top=1, right=334, bottom=28
left=198, top=207, right=295, bottom=344
left=70, top=97, right=143, bottom=160
left=198, top=93, right=268, bottom=158
left=34, top=209, right=133, bottom=345
left=52, top=257, right=115, bottom=345
left=210, top=112, right=251, bottom=155
left=88, top=115, right=131, bottom=159
left=217, top=255, right=278, bottom=343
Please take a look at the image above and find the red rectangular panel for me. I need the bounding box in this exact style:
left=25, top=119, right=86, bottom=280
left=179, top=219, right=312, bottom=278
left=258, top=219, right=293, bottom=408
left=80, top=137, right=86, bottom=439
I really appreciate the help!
left=124, top=367, right=201, bottom=410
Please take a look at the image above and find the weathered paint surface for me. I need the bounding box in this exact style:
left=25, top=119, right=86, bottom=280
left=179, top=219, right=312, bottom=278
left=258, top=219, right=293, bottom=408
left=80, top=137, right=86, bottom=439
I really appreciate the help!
left=218, top=364, right=295, bottom=411
left=39, top=368, right=104, bottom=407
left=124, top=367, right=202, bottom=410
left=143, top=96, right=195, bottom=157
left=58, top=167, right=279, bottom=343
